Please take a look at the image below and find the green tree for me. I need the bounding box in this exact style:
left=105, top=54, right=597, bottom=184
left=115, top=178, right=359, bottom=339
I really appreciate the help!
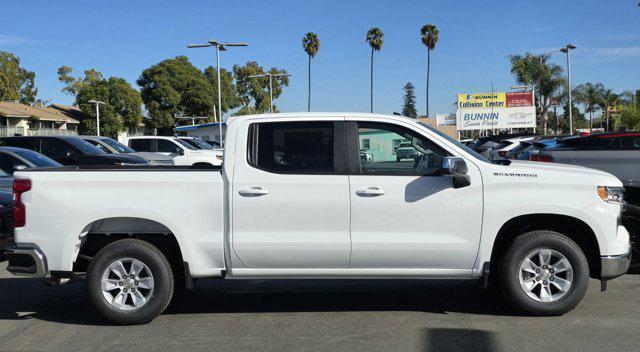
left=57, top=66, right=142, bottom=137
left=574, top=82, right=606, bottom=133
left=0, top=51, right=37, bottom=105
left=203, top=66, right=240, bottom=116
left=401, top=82, right=418, bottom=118
left=559, top=103, right=587, bottom=132
left=599, top=89, right=621, bottom=131
left=366, top=27, right=384, bottom=113
left=617, top=105, right=640, bottom=130
left=233, top=61, right=289, bottom=114
left=420, top=24, right=439, bottom=117
left=137, top=56, right=216, bottom=133
left=302, top=32, right=320, bottom=112
left=509, top=53, right=565, bottom=133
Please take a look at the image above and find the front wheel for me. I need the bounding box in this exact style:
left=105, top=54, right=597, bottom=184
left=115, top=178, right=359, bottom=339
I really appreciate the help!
left=87, top=239, right=174, bottom=324
left=499, top=230, right=590, bottom=315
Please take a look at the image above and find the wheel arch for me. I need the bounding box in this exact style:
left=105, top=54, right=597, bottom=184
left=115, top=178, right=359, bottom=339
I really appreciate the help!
left=489, top=213, right=601, bottom=279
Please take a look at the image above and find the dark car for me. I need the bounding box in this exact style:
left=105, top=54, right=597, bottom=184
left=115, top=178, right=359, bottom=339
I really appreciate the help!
left=0, top=146, right=62, bottom=175
left=0, top=189, right=12, bottom=260
left=0, top=136, right=148, bottom=166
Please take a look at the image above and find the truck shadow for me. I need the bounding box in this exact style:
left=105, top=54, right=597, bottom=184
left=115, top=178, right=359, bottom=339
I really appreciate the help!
left=0, top=277, right=519, bottom=326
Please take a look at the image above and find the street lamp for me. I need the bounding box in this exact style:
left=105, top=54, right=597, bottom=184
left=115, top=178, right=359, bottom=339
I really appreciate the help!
left=188, top=39, right=248, bottom=147
left=560, top=44, right=577, bottom=134
left=248, top=73, right=291, bottom=113
left=87, top=100, right=105, bottom=136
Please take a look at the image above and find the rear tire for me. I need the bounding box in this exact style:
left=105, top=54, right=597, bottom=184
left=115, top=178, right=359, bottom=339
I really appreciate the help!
left=87, top=239, right=174, bottom=325
left=498, top=230, right=589, bottom=316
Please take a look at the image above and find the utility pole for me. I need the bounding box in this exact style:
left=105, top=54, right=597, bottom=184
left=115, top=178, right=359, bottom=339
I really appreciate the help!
left=248, top=73, right=291, bottom=113
left=560, top=44, right=577, bottom=134
left=88, top=100, right=105, bottom=136
left=188, top=39, right=248, bottom=147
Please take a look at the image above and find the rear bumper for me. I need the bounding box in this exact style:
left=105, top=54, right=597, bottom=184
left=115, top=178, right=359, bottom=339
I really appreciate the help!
left=5, top=246, right=48, bottom=278
left=601, top=252, right=630, bottom=279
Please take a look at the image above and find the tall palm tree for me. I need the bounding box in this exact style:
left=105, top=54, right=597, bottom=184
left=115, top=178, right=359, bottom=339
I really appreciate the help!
left=574, top=82, right=606, bottom=133
left=366, top=27, right=384, bottom=113
left=420, top=24, right=439, bottom=117
left=599, top=89, right=620, bottom=131
left=302, top=33, right=320, bottom=112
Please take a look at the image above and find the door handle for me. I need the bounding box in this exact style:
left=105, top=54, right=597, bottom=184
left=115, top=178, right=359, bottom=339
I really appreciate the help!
left=238, top=187, right=269, bottom=197
left=355, top=187, right=386, bottom=197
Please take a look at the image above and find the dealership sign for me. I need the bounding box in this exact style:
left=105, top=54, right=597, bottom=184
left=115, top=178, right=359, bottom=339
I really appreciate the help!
left=436, top=113, right=456, bottom=126
left=456, top=91, right=536, bottom=131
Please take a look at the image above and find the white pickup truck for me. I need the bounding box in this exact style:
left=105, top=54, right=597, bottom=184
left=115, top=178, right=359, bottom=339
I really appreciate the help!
left=5, top=113, right=630, bottom=324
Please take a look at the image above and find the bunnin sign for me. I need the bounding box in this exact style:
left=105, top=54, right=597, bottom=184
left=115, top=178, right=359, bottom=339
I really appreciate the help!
left=456, top=91, right=536, bottom=131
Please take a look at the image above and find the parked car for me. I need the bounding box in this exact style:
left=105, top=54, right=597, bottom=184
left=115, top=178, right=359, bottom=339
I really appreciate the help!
left=6, top=113, right=630, bottom=324
left=469, top=133, right=536, bottom=159
left=80, top=136, right=174, bottom=165
left=396, top=141, right=418, bottom=161
left=0, top=136, right=148, bottom=166
left=516, top=138, right=559, bottom=160
left=490, top=136, right=536, bottom=160
left=0, top=146, right=62, bottom=175
left=127, top=136, right=223, bottom=166
left=178, top=136, right=218, bottom=150
left=0, top=188, right=12, bottom=260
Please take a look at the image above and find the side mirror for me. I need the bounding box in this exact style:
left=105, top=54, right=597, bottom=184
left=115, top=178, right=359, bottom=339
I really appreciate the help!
left=441, top=157, right=471, bottom=188
left=175, top=147, right=185, bottom=156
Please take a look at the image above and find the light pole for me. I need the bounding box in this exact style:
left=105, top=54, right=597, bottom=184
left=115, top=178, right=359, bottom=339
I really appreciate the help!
left=248, top=73, right=291, bottom=113
left=88, top=100, right=105, bottom=136
left=188, top=39, right=248, bottom=147
left=560, top=44, right=577, bottom=134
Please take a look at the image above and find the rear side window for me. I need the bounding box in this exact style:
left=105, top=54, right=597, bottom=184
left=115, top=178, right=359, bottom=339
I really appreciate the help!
left=0, top=138, right=38, bottom=152
left=41, top=139, right=77, bottom=159
left=130, top=139, right=153, bottom=152
left=248, top=122, right=334, bottom=174
left=157, top=139, right=180, bottom=153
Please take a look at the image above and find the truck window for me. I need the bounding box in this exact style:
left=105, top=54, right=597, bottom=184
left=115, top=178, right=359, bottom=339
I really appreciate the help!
left=130, top=139, right=153, bottom=152
left=356, top=122, right=447, bottom=176
left=248, top=122, right=334, bottom=174
left=157, top=139, right=181, bottom=153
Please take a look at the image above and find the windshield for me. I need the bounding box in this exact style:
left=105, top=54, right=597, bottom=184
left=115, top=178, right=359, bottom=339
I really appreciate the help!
left=14, top=149, right=62, bottom=167
left=417, top=122, right=490, bottom=163
left=174, top=138, right=197, bottom=150
left=100, top=138, right=136, bottom=153
left=180, top=137, right=214, bottom=150
left=66, top=138, right=107, bottom=155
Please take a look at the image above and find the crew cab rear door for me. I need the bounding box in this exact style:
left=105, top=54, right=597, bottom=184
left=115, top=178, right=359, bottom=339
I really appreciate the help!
left=231, top=119, right=351, bottom=269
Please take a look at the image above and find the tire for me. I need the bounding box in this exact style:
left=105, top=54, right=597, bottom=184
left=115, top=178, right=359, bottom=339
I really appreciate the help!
left=498, top=230, right=589, bottom=316
left=86, top=239, right=174, bottom=325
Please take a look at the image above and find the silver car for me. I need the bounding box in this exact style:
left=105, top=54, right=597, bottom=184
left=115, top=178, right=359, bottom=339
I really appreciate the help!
left=80, top=136, right=174, bottom=165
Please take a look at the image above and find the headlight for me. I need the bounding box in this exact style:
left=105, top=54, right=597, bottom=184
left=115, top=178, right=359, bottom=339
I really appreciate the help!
left=597, top=186, right=625, bottom=203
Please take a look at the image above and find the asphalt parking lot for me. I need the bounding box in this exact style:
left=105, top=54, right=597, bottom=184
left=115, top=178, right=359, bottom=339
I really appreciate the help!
left=0, top=261, right=638, bottom=352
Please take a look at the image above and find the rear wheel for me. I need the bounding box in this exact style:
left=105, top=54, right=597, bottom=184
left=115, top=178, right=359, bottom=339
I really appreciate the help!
left=499, top=230, right=589, bottom=315
left=87, top=239, right=174, bottom=324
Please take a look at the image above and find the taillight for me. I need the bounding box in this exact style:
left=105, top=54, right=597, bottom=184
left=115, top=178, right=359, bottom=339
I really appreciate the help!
left=530, top=155, right=553, bottom=162
left=13, top=179, right=31, bottom=227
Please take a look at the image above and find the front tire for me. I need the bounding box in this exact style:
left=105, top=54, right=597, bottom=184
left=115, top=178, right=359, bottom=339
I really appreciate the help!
left=87, top=239, right=174, bottom=324
left=498, top=230, right=589, bottom=316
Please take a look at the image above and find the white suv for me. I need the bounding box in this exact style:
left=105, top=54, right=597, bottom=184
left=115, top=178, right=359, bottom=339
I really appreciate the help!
left=126, top=136, right=222, bottom=166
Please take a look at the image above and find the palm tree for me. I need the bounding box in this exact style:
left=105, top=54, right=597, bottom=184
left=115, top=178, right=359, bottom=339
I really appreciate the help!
left=599, top=89, right=620, bottom=131
left=302, top=33, right=320, bottom=112
left=420, top=24, right=439, bottom=117
left=509, top=53, right=565, bottom=134
left=366, top=27, right=384, bottom=113
left=574, top=82, right=606, bottom=133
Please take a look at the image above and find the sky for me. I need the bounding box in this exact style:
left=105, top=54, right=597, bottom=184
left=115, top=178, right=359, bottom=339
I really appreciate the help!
left=2, top=0, right=639, bottom=118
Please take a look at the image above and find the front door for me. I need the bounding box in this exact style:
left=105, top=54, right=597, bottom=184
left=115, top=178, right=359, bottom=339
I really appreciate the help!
left=347, top=120, right=483, bottom=270
left=231, top=120, right=351, bottom=269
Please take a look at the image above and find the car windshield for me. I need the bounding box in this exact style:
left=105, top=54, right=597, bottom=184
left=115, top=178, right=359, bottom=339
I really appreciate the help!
left=100, top=138, right=136, bottom=153
left=65, top=138, right=107, bottom=155
left=14, top=149, right=62, bottom=167
left=181, top=138, right=214, bottom=150
left=174, top=138, right=197, bottom=150
left=417, top=122, right=490, bottom=163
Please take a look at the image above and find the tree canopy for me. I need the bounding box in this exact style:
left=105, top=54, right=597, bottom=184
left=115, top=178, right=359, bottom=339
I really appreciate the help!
left=0, top=51, right=37, bottom=105
left=57, top=66, right=142, bottom=136
left=401, top=82, right=418, bottom=118
left=233, top=61, right=289, bottom=114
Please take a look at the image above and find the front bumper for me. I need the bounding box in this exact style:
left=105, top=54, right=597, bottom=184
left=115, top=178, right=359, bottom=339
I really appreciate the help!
left=601, top=252, right=631, bottom=279
left=5, top=246, right=48, bottom=278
